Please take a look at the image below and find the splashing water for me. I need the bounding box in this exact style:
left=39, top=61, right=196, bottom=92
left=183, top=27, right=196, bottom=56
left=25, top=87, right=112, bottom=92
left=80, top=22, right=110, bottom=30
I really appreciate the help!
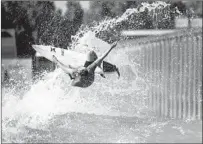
left=2, top=1, right=201, bottom=143
left=70, top=1, right=175, bottom=49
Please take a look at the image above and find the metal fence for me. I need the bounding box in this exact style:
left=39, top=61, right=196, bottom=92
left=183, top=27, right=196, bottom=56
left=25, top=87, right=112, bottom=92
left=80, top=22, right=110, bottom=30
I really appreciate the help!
left=137, top=28, right=202, bottom=120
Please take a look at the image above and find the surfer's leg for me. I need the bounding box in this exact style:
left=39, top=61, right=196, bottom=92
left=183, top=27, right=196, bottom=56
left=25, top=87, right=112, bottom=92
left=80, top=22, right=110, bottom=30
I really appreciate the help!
left=87, top=41, right=118, bottom=72
left=103, top=61, right=120, bottom=78
left=52, top=55, right=76, bottom=79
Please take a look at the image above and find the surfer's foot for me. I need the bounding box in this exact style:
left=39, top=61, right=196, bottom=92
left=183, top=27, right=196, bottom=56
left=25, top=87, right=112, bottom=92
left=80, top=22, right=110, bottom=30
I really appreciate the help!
left=68, top=74, right=74, bottom=80
left=111, top=40, right=118, bottom=49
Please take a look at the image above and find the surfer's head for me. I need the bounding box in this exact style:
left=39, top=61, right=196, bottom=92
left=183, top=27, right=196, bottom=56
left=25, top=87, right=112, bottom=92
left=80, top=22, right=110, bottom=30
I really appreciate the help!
left=86, top=50, right=98, bottom=62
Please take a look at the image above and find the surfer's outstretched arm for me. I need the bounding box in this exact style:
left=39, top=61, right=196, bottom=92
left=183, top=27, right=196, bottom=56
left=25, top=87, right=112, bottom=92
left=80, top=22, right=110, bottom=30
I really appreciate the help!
left=87, top=41, right=118, bottom=72
left=52, top=55, right=75, bottom=79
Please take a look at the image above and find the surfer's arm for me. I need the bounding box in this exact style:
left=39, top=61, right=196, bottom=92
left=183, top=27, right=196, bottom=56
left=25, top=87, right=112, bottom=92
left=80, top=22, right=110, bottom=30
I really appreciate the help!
left=52, top=55, right=76, bottom=79
left=68, top=64, right=81, bottom=70
left=87, top=41, right=118, bottom=72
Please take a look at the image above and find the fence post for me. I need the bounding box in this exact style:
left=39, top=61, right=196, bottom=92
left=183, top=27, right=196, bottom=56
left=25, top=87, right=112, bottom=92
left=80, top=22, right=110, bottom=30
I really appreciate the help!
left=154, top=41, right=159, bottom=116
left=164, top=38, right=170, bottom=117
left=148, top=42, right=153, bottom=110
left=152, top=42, right=156, bottom=113
left=179, top=36, right=184, bottom=119
left=187, top=36, right=193, bottom=119
left=172, top=37, right=178, bottom=118
left=197, top=35, right=202, bottom=120
left=177, top=35, right=182, bottom=119
left=139, top=29, right=202, bottom=120
left=158, top=40, right=163, bottom=117
left=161, top=39, right=167, bottom=117
left=168, top=38, right=173, bottom=118
left=192, top=35, right=197, bottom=119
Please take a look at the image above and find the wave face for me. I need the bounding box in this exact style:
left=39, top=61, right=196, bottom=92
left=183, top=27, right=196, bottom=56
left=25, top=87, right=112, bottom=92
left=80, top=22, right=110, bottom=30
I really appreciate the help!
left=2, top=1, right=202, bottom=143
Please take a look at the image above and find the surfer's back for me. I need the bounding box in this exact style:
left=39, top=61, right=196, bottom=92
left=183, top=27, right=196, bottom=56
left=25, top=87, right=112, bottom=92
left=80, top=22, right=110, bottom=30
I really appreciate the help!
left=71, top=72, right=95, bottom=88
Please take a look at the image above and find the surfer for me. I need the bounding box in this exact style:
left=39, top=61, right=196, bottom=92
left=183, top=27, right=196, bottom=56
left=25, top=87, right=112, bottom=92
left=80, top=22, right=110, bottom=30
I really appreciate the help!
left=52, top=41, right=119, bottom=88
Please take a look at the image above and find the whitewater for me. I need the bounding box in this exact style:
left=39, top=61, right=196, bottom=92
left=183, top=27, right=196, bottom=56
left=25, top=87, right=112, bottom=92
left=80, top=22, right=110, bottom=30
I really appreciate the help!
left=2, top=1, right=202, bottom=143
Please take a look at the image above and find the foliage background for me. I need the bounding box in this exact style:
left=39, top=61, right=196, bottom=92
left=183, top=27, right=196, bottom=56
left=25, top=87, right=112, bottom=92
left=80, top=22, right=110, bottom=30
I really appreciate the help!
left=1, top=1, right=202, bottom=57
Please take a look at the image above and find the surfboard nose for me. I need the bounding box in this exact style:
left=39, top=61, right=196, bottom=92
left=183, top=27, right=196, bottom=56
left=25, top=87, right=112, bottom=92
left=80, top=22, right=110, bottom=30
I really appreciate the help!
left=32, top=45, right=43, bottom=51
left=32, top=45, right=49, bottom=54
left=32, top=45, right=47, bottom=57
left=32, top=45, right=40, bottom=51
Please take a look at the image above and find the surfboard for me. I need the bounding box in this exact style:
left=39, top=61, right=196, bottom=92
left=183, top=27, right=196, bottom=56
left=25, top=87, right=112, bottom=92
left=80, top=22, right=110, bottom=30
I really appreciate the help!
left=32, top=45, right=118, bottom=75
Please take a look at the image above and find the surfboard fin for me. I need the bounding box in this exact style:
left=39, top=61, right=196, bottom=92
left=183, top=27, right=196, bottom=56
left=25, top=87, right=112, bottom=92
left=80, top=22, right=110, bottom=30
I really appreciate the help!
left=115, top=67, right=120, bottom=79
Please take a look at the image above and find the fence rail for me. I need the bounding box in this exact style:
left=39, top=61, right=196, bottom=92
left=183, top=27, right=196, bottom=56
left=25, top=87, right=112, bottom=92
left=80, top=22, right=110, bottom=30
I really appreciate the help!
left=137, top=28, right=202, bottom=120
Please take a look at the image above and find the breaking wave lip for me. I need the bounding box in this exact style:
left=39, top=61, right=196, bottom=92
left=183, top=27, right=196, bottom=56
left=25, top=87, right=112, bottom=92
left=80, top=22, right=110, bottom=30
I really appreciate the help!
left=2, top=54, right=150, bottom=144
left=2, top=49, right=147, bottom=120
left=2, top=43, right=149, bottom=138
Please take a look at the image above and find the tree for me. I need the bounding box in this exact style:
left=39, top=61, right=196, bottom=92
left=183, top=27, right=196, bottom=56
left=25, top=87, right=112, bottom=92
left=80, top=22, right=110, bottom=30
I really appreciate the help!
left=1, top=3, right=14, bottom=29
left=85, top=1, right=124, bottom=24
left=86, top=1, right=151, bottom=29
left=86, top=1, right=188, bottom=30
left=62, top=1, right=84, bottom=48
left=169, top=1, right=203, bottom=29
left=2, top=1, right=85, bottom=56
left=33, top=1, right=56, bottom=44
left=2, top=1, right=35, bottom=57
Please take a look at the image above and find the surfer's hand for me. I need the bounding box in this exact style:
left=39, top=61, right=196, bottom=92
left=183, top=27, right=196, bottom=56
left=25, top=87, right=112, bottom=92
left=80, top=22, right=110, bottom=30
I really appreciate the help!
left=111, top=41, right=118, bottom=48
left=100, top=73, right=106, bottom=78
